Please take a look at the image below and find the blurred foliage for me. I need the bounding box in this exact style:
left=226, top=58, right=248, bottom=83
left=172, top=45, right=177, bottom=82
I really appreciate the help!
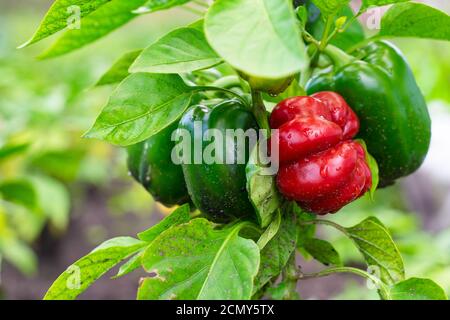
left=397, top=39, right=450, bottom=105
left=0, top=5, right=194, bottom=276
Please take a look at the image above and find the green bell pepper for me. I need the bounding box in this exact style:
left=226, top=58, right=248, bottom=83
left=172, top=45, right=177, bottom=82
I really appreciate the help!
left=127, top=121, right=190, bottom=207
left=307, top=41, right=431, bottom=186
left=178, top=100, right=258, bottom=222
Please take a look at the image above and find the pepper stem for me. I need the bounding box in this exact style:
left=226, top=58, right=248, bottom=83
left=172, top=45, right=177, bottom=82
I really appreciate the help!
left=250, top=89, right=270, bottom=134
left=298, top=266, right=390, bottom=300
left=319, top=14, right=336, bottom=52
left=323, top=44, right=354, bottom=68
left=195, top=86, right=249, bottom=107
left=211, top=75, right=243, bottom=90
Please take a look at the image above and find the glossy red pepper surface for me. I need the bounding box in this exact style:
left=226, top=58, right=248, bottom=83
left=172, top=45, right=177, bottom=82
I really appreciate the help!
left=270, top=92, right=372, bottom=215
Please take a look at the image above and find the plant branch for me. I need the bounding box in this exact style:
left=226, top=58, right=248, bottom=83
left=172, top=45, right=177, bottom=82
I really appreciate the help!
left=298, top=266, right=390, bottom=300
left=195, top=86, right=249, bottom=107
left=211, top=75, right=242, bottom=90
left=322, top=44, right=354, bottom=68
left=327, top=9, right=364, bottom=45
left=251, top=89, right=270, bottom=133
left=319, top=14, right=336, bottom=52
left=298, top=218, right=393, bottom=299
left=302, top=218, right=347, bottom=234
left=302, top=29, right=321, bottom=48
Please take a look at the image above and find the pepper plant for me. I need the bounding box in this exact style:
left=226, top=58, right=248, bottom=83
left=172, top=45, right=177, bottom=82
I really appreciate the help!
left=21, top=0, right=450, bottom=300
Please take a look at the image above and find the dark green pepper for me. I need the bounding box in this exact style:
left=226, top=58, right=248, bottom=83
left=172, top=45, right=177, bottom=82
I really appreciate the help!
left=307, top=41, right=431, bottom=186
left=127, top=121, right=190, bottom=207
left=178, top=100, right=258, bottom=222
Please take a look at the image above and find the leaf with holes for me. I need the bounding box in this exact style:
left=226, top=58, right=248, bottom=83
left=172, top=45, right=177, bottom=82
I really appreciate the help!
left=346, top=217, right=405, bottom=285
left=137, top=219, right=259, bottom=300
left=254, top=210, right=297, bottom=291
left=44, top=237, right=146, bottom=300
left=137, top=204, right=191, bottom=242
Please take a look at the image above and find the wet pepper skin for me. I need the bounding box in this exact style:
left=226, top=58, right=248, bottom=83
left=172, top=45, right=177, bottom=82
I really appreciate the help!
left=179, top=100, right=258, bottom=222
left=127, top=121, right=190, bottom=207
left=270, top=92, right=372, bottom=215
left=307, top=41, right=431, bottom=186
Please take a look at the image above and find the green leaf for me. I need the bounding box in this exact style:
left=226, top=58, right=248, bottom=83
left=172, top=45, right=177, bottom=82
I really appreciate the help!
left=0, top=235, right=37, bottom=276
left=137, top=204, right=191, bottom=242
left=138, top=219, right=259, bottom=300
left=296, top=5, right=308, bottom=28
left=0, top=180, right=37, bottom=210
left=96, top=50, right=142, bottom=86
left=140, top=0, right=191, bottom=12
left=0, top=143, right=29, bottom=161
left=257, top=210, right=281, bottom=250
left=114, top=250, right=145, bottom=278
left=19, top=0, right=113, bottom=48
left=38, top=0, right=147, bottom=59
left=84, top=73, right=194, bottom=146
left=266, top=280, right=300, bottom=300
left=205, top=0, right=308, bottom=79
left=188, top=19, right=205, bottom=31
left=303, top=238, right=341, bottom=266
left=294, top=203, right=316, bottom=259
left=295, top=205, right=316, bottom=249
left=346, top=217, right=405, bottom=285
left=379, top=3, right=450, bottom=41
left=44, top=237, right=146, bottom=300
left=130, top=26, right=222, bottom=74
left=361, top=0, right=410, bottom=10
left=356, top=139, right=379, bottom=198
left=246, top=143, right=281, bottom=228
left=390, top=278, right=448, bottom=300
left=29, top=175, right=70, bottom=232
left=264, top=250, right=299, bottom=300
left=366, top=152, right=379, bottom=198
left=254, top=210, right=297, bottom=291
left=311, top=0, right=350, bottom=16
left=29, top=150, right=85, bottom=182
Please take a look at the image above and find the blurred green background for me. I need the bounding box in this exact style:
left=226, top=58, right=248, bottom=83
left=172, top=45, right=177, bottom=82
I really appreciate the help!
left=0, top=0, right=449, bottom=299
